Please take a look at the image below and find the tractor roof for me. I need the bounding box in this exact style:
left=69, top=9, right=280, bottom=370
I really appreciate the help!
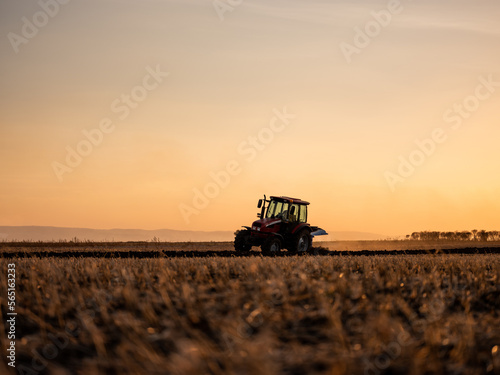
left=270, top=196, right=310, bottom=205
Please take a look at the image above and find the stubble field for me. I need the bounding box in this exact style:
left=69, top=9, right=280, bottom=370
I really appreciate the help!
left=0, top=243, right=499, bottom=375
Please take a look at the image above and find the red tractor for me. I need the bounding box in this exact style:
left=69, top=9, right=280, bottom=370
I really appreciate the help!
left=234, top=195, right=328, bottom=255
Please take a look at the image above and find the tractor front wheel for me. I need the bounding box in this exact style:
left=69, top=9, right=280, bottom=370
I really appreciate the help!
left=262, top=237, right=281, bottom=256
left=234, top=230, right=252, bottom=252
left=293, top=229, right=312, bottom=253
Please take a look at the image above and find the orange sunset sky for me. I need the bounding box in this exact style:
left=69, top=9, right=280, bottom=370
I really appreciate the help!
left=1, top=0, right=500, bottom=236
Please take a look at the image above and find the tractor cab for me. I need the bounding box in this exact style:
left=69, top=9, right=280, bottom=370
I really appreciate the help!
left=262, top=196, right=308, bottom=223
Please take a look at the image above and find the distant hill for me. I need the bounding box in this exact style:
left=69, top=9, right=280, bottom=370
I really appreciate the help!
left=0, top=226, right=232, bottom=242
left=322, top=231, right=388, bottom=241
left=0, top=226, right=387, bottom=242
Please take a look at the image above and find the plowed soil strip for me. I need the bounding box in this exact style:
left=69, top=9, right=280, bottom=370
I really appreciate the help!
left=1, top=247, right=499, bottom=258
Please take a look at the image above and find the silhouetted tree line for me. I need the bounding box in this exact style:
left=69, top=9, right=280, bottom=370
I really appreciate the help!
left=406, top=230, right=500, bottom=241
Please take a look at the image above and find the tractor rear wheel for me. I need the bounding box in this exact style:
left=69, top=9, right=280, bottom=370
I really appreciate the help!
left=262, top=237, right=281, bottom=256
left=293, top=229, right=312, bottom=253
left=234, top=230, right=252, bottom=252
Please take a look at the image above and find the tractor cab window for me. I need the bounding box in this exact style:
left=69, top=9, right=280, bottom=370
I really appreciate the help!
left=299, top=205, right=307, bottom=223
left=265, top=200, right=289, bottom=219
left=289, top=204, right=300, bottom=222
